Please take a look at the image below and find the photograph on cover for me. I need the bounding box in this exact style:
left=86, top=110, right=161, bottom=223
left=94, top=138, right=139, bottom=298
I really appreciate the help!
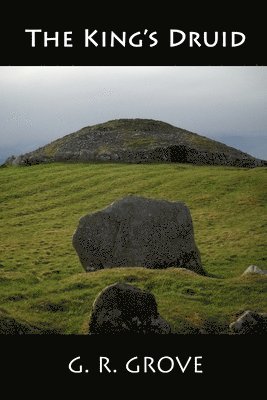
left=0, top=66, right=266, bottom=334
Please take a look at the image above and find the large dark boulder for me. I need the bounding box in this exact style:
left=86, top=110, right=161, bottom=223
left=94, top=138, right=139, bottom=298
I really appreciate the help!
left=89, top=282, right=171, bottom=334
left=73, top=196, right=204, bottom=275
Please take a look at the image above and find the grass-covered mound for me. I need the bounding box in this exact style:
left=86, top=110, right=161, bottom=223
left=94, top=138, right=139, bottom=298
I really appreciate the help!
left=7, top=119, right=265, bottom=166
left=0, top=163, right=266, bottom=333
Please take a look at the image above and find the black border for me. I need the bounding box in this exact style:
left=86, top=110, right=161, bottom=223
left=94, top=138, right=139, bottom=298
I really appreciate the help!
left=1, top=5, right=266, bottom=66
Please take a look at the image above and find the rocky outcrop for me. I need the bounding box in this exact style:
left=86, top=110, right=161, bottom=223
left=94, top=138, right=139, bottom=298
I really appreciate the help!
left=5, top=119, right=266, bottom=167
left=73, top=196, right=205, bottom=275
left=89, top=282, right=171, bottom=334
left=229, top=310, right=267, bottom=334
left=0, top=310, right=58, bottom=334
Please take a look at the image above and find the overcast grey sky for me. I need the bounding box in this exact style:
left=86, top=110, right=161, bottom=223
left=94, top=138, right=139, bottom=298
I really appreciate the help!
left=0, top=66, right=266, bottom=161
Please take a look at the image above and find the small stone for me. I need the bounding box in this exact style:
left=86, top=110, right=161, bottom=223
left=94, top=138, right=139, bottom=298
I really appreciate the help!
left=242, top=265, right=267, bottom=276
left=229, top=310, right=267, bottom=334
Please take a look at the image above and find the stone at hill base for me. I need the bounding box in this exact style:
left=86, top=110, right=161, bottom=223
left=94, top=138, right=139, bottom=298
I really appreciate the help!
left=229, top=310, right=267, bottom=334
left=89, top=282, right=171, bottom=334
left=242, top=265, right=267, bottom=276
left=72, top=196, right=204, bottom=275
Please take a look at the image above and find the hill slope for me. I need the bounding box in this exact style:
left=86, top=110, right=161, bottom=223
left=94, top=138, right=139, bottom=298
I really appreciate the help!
left=6, top=119, right=266, bottom=167
left=0, top=163, right=266, bottom=333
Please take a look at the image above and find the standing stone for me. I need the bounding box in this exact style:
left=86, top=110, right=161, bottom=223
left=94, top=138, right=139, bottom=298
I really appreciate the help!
left=89, top=282, right=171, bottom=334
left=72, top=196, right=204, bottom=275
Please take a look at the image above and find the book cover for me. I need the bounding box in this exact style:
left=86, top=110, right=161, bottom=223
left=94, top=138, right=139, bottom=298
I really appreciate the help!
left=0, top=3, right=266, bottom=393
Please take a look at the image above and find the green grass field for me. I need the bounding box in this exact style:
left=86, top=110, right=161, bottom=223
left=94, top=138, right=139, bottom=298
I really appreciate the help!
left=0, top=163, right=266, bottom=333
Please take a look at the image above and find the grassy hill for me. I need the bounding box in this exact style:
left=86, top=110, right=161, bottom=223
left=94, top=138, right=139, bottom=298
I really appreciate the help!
left=7, top=119, right=265, bottom=167
left=0, top=163, right=266, bottom=333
